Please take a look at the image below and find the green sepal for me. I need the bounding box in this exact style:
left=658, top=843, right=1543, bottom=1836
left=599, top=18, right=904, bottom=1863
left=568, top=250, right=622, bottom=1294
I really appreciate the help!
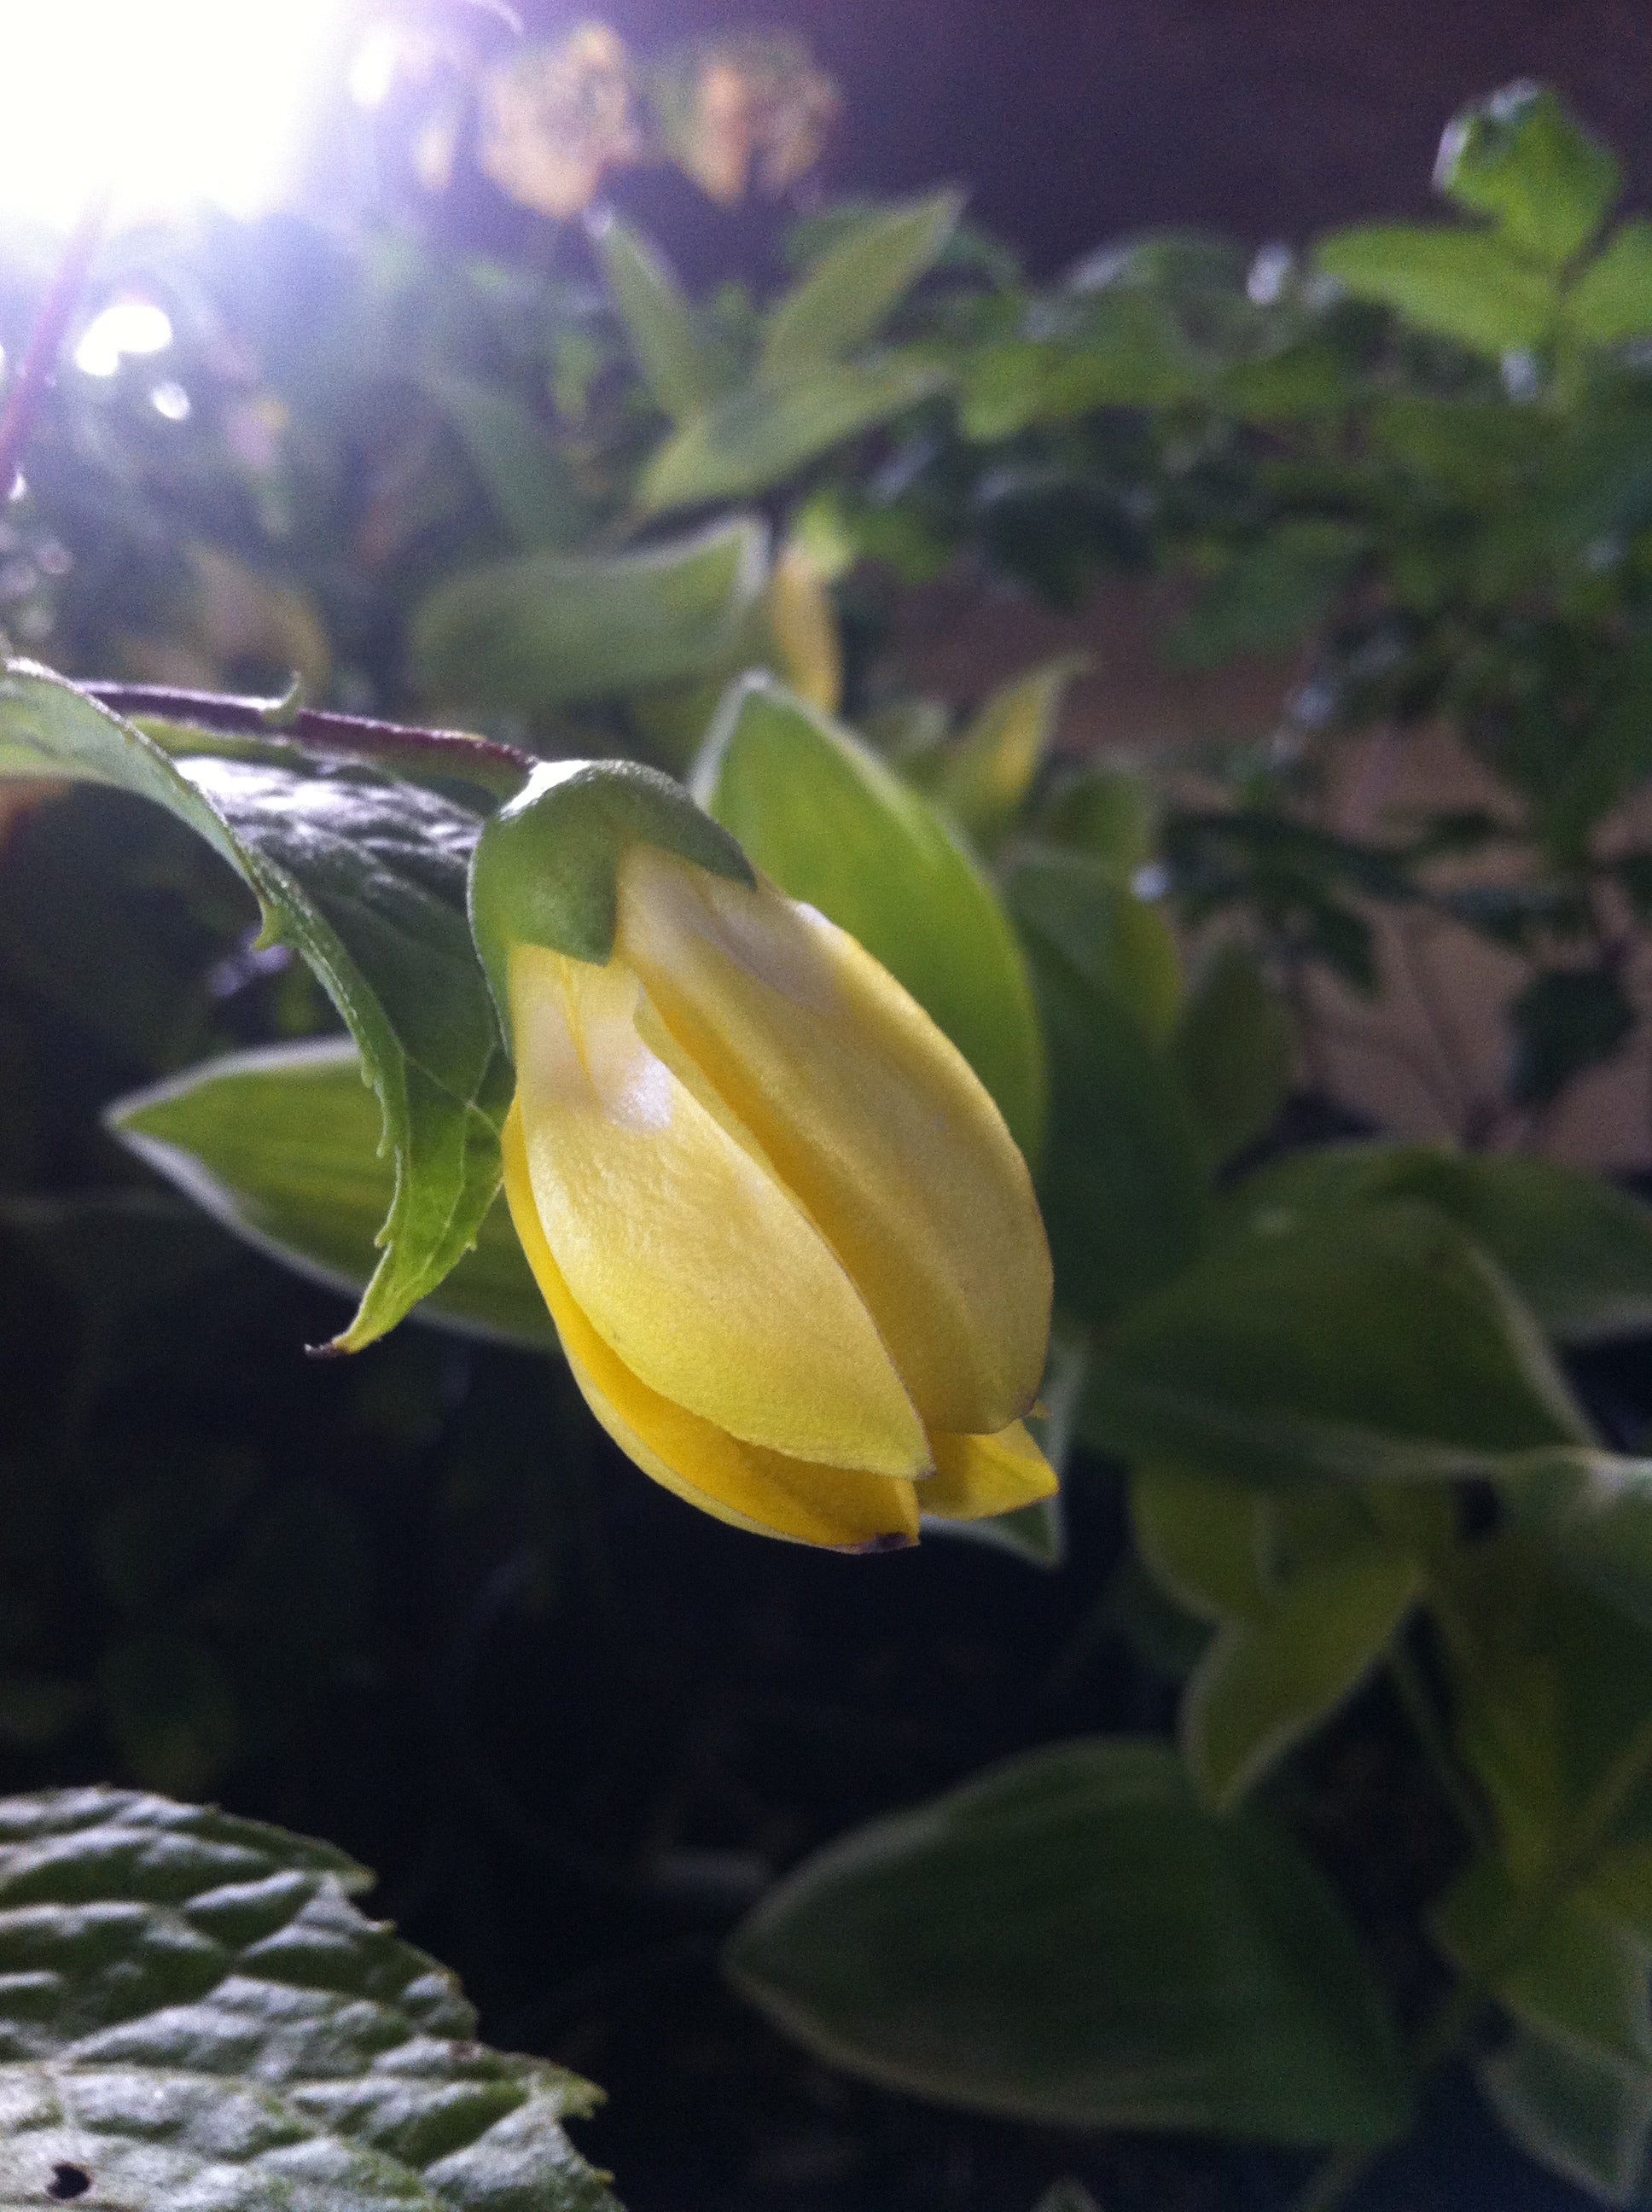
left=468, top=757, right=754, bottom=1040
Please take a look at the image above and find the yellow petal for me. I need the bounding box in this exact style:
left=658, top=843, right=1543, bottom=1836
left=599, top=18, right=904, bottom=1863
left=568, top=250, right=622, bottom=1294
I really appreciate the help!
left=503, top=1104, right=919, bottom=1548
left=508, top=945, right=928, bottom=1476
left=922, top=1422, right=1058, bottom=1522
left=616, top=847, right=1052, bottom=1435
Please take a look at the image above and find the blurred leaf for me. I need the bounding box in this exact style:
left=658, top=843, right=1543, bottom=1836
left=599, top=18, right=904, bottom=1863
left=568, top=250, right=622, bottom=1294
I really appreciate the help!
left=765, top=537, right=841, bottom=713
left=637, top=360, right=945, bottom=517
left=760, top=190, right=962, bottom=376
left=0, top=1787, right=615, bottom=2210
left=1511, top=1451, right=1652, bottom=1636
left=726, top=1738, right=1413, bottom=2146
left=1230, top=1144, right=1652, bottom=1344
left=1005, top=848, right=1180, bottom=1041
left=695, top=672, right=1045, bottom=1160
left=923, top=656, right=1085, bottom=850
left=1015, top=917, right=1208, bottom=1329
left=1039, top=765, right=1157, bottom=875
left=1567, top=220, right=1652, bottom=343
left=596, top=217, right=722, bottom=422
left=1084, top=1202, right=1590, bottom=1485
left=1436, top=83, right=1620, bottom=270
left=0, top=667, right=512, bottom=1352
left=1184, top=1542, right=1421, bottom=1809
left=1436, top=1854, right=1652, bottom=2203
left=1509, top=967, right=1635, bottom=1109
left=422, top=373, right=586, bottom=554
left=411, top=514, right=769, bottom=713
left=1131, top=1464, right=1268, bottom=1624
left=98, top=1638, right=241, bottom=1800
left=1314, top=224, right=1556, bottom=354
left=1171, top=524, right=1365, bottom=669
left=1170, top=940, right=1294, bottom=1167
left=108, top=1040, right=556, bottom=1353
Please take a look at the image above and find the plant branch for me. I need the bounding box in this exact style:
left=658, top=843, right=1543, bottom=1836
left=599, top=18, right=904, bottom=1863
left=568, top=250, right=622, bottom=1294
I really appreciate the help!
left=0, top=191, right=110, bottom=503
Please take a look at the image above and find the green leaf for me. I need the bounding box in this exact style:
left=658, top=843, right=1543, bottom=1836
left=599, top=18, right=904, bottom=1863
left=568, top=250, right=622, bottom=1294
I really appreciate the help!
left=920, top=656, right=1085, bottom=851
left=1314, top=224, right=1556, bottom=354
left=1038, top=765, right=1158, bottom=876
left=1509, top=967, right=1635, bottom=1108
left=1512, top=1451, right=1652, bottom=1636
left=1435, top=1854, right=1652, bottom=2203
left=1170, top=524, right=1365, bottom=670
left=596, top=217, right=721, bottom=422
left=410, top=515, right=770, bottom=714
left=1566, top=219, right=1652, bottom=343
left=1083, top=1201, right=1590, bottom=1485
left=1131, top=1464, right=1269, bottom=1624
left=637, top=361, right=945, bottom=518
left=0, top=666, right=512, bottom=1353
left=1184, top=1543, right=1422, bottom=1809
left=725, top=1738, right=1412, bottom=2146
left=1014, top=917, right=1208, bottom=1329
left=1005, top=847, right=1181, bottom=1041
left=761, top=191, right=963, bottom=377
left=422, top=373, right=585, bottom=552
left=1170, top=940, right=1294, bottom=1167
left=108, top=1041, right=556, bottom=1353
left=1230, top=1144, right=1652, bottom=1344
left=694, top=673, right=1046, bottom=1161
left=1435, top=83, right=1620, bottom=270
left=0, top=1787, right=616, bottom=2212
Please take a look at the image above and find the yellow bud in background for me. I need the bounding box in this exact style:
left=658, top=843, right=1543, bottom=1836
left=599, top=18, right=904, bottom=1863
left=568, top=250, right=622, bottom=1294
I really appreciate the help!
left=500, top=843, right=1056, bottom=1548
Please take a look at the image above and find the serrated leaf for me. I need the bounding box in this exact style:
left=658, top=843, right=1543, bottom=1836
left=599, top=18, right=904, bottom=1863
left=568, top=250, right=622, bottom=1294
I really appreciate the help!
left=0, top=666, right=513, bottom=1352
left=1170, top=940, right=1294, bottom=1168
left=596, top=218, right=721, bottom=422
left=410, top=515, right=770, bottom=714
left=422, top=373, right=586, bottom=552
left=1184, top=1544, right=1422, bottom=1809
left=1435, top=83, right=1620, bottom=270
left=1567, top=221, right=1652, bottom=343
left=1083, top=1201, right=1590, bottom=1485
left=637, top=361, right=945, bottom=518
left=694, top=672, right=1045, bottom=1161
left=0, top=1787, right=616, bottom=2212
left=726, top=1738, right=1412, bottom=2146
left=108, top=1040, right=555, bottom=1353
left=1314, top=224, right=1556, bottom=354
left=1230, top=1144, right=1652, bottom=1344
left=760, top=191, right=962, bottom=377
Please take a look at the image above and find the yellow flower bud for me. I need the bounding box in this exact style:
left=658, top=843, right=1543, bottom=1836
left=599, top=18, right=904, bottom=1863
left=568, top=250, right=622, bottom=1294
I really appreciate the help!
left=500, top=842, right=1056, bottom=1548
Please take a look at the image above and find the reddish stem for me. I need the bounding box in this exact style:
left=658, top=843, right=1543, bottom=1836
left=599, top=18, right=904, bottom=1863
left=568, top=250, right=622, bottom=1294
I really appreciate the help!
left=0, top=190, right=111, bottom=503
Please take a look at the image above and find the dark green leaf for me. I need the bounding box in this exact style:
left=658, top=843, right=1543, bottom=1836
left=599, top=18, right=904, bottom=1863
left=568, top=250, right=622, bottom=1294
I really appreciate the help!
left=726, top=1738, right=1412, bottom=2146
left=1230, top=1144, right=1652, bottom=1344
left=1083, top=1202, right=1590, bottom=1485
left=0, top=1787, right=616, bottom=2211
left=1314, top=225, right=1556, bottom=354
left=1005, top=847, right=1180, bottom=1040
left=1170, top=524, right=1365, bottom=670
left=1509, top=967, right=1635, bottom=1108
left=410, top=515, right=770, bottom=713
left=1435, top=83, right=1620, bottom=270
left=637, top=362, right=945, bottom=517
left=695, top=674, right=1045, bottom=1160
left=1131, top=1464, right=1269, bottom=1624
left=1170, top=940, right=1294, bottom=1167
left=761, top=192, right=963, bottom=376
left=108, top=1041, right=556, bottom=1353
left=0, top=667, right=512, bottom=1351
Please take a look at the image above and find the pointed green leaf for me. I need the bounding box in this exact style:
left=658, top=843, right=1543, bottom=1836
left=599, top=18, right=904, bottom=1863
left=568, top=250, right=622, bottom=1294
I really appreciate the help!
left=410, top=515, right=770, bottom=713
left=0, top=1787, right=616, bottom=2212
left=1436, top=82, right=1620, bottom=271
left=921, top=656, right=1085, bottom=851
left=596, top=217, right=721, bottom=422
left=726, top=1739, right=1413, bottom=2146
left=1314, top=225, right=1556, bottom=354
left=637, top=362, right=945, bottom=518
left=761, top=191, right=963, bottom=377
left=1171, top=940, right=1294, bottom=1167
left=422, top=372, right=586, bottom=551
left=695, top=673, right=1045, bottom=1160
left=0, top=666, right=512, bottom=1352
left=1567, top=220, right=1652, bottom=343
left=108, top=1041, right=556, bottom=1352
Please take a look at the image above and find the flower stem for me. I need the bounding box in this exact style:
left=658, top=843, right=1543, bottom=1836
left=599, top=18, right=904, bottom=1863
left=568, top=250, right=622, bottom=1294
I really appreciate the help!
left=0, top=189, right=110, bottom=503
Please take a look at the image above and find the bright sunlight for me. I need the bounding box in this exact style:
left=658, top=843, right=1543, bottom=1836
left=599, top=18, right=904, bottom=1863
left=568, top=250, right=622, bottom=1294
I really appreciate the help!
left=0, top=0, right=353, bottom=230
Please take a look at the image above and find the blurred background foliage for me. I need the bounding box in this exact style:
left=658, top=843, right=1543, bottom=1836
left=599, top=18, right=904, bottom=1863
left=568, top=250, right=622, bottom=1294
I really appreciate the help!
left=12, top=9, right=1652, bottom=2209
